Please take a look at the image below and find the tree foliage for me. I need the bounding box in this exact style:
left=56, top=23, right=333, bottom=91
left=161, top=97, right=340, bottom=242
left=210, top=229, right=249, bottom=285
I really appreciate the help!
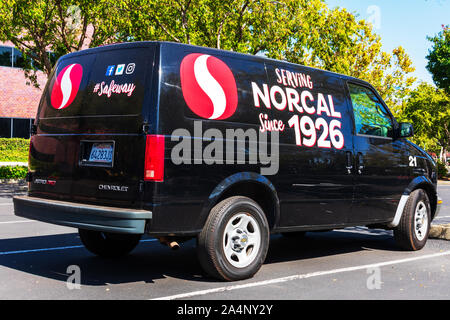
left=0, top=0, right=120, bottom=85
left=110, top=0, right=415, bottom=109
left=0, top=0, right=416, bottom=107
left=284, top=5, right=415, bottom=109
left=426, top=25, right=450, bottom=93
left=106, top=0, right=309, bottom=55
left=399, top=83, right=450, bottom=158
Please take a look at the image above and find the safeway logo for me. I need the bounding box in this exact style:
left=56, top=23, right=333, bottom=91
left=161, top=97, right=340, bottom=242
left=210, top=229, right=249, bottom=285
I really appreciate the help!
left=180, top=54, right=238, bottom=120
left=50, top=63, right=83, bottom=110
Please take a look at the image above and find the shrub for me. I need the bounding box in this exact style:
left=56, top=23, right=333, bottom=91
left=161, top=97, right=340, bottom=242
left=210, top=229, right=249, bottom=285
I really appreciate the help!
left=0, top=138, right=30, bottom=162
left=0, top=166, right=28, bottom=179
left=437, top=161, right=448, bottom=178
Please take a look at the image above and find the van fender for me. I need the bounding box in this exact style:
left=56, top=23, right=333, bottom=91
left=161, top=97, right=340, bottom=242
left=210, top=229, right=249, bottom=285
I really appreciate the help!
left=198, top=172, right=280, bottom=230
left=388, top=175, right=437, bottom=228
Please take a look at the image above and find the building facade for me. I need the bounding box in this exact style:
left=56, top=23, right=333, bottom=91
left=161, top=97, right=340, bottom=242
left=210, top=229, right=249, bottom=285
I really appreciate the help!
left=0, top=41, right=48, bottom=138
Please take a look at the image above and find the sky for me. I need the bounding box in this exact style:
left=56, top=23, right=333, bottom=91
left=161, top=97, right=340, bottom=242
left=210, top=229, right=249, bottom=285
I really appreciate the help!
left=325, top=0, right=450, bottom=85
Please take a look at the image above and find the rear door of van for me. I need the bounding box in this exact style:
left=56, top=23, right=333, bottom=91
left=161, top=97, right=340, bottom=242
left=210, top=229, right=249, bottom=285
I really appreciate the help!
left=29, top=43, right=157, bottom=208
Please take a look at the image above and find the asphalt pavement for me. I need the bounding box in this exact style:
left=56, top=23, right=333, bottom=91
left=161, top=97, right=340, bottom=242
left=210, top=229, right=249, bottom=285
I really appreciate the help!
left=0, top=183, right=449, bottom=300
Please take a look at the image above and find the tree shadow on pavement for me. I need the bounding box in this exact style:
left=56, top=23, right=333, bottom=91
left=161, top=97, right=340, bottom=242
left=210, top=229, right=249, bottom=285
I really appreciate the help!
left=0, top=233, right=203, bottom=286
left=0, top=182, right=27, bottom=199
left=265, top=227, right=400, bottom=265
left=0, top=227, right=401, bottom=286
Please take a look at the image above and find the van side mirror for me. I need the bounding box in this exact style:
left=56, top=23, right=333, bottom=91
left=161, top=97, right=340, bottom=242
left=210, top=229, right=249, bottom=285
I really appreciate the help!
left=397, top=122, right=414, bottom=138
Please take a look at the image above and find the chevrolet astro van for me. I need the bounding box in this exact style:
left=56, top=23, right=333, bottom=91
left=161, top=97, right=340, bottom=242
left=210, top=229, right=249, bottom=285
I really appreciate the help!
left=14, top=42, right=442, bottom=281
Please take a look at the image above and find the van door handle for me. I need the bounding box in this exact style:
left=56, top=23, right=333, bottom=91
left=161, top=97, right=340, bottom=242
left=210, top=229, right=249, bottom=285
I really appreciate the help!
left=357, top=152, right=364, bottom=174
left=346, top=151, right=353, bottom=174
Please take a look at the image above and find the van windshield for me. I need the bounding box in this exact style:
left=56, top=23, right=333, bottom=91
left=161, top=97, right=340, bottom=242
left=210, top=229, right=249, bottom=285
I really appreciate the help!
left=38, top=46, right=154, bottom=120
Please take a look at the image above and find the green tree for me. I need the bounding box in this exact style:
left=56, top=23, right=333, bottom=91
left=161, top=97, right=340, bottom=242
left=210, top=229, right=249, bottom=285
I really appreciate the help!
left=0, top=0, right=308, bottom=86
left=0, top=0, right=119, bottom=87
left=113, top=0, right=415, bottom=109
left=0, top=0, right=415, bottom=105
left=400, top=83, right=450, bottom=162
left=284, top=6, right=415, bottom=110
left=107, top=0, right=314, bottom=55
left=426, top=25, right=450, bottom=93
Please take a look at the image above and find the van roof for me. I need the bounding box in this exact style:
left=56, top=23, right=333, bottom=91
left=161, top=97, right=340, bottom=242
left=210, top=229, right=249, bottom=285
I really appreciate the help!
left=59, top=41, right=370, bottom=87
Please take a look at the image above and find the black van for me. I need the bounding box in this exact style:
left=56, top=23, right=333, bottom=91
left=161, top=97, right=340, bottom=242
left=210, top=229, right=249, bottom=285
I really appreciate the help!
left=14, top=41, right=442, bottom=281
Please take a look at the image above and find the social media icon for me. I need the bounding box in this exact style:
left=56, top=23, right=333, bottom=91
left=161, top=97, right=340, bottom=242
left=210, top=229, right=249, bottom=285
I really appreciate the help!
left=125, top=63, right=135, bottom=75
left=106, top=65, right=115, bottom=76
left=115, top=64, right=125, bottom=75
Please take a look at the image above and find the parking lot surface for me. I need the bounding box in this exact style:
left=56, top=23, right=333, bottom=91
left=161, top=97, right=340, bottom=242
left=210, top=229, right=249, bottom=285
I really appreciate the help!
left=0, top=184, right=449, bottom=300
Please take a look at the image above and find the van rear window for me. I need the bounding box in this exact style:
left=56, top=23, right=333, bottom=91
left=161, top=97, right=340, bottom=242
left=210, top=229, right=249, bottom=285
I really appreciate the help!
left=38, top=47, right=154, bottom=119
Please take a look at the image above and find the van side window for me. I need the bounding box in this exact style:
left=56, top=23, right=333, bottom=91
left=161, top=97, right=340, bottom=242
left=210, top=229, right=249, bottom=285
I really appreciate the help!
left=348, top=83, right=393, bottom=138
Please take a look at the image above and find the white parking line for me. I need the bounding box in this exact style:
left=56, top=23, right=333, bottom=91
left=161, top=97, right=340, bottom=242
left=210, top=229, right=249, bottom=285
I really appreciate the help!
left=0, top=203, right=13, bottom=206
left=0, top=244, right=85, bottom=255
left=0, top=238, right=158, bottom=256
left=151, top=250, right=450, bottom=300
left=435, top=215, right=450, bottom=219
left=0, top=220, right=35, bottom=225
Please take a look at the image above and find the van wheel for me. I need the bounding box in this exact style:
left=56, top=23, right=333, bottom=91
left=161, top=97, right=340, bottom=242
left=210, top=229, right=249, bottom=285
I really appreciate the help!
left=197, top=196, right=270, bottom=281
left=394, top=189, right=431, bottom=251
left=78, top=229, right=142, bottom=258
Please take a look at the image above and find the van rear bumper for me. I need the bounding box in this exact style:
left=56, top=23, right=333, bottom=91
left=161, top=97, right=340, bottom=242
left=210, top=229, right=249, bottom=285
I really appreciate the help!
left=13, top=196, right=152, bottom=234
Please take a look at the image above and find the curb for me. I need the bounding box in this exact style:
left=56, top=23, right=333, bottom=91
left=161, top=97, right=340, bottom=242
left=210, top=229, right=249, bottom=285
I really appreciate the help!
left=0, top=162, right=28, bottom=167
left=430, top=224, right=450, bottom=240
left=0, top=179, right=26, bottom=184
left=438, top=180, right=450, bottom=185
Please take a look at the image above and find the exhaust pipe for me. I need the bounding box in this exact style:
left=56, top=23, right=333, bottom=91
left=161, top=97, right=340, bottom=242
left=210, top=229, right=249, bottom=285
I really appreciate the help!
left=158, top=237, right=180, bottom=250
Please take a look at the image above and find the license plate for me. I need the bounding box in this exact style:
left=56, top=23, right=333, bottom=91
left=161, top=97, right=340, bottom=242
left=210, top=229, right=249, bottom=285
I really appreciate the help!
left=89, top=143, right=113, bottom=164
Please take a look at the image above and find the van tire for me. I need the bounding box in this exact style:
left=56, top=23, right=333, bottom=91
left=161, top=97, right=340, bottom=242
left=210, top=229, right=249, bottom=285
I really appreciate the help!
left=197, top=196, right=270, bottom=281
left=78, top=229, right=142, bottom=258
left=394, top=189, right=431, bottom=251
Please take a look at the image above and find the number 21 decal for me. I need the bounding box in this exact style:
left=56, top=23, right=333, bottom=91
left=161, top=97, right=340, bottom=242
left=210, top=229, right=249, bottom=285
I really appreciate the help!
left=409, top=156, right=417, bottom=167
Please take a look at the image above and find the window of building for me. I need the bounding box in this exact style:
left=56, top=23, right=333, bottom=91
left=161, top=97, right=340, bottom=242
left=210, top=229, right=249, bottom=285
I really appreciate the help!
left=0, top=46, right=12, bottom=67
left=0, top=118, right=33, bottom=138
left=12, top=119, right=32, bottom=138
left=12, top=48, right=26, bottom=69
left=0, top=118, right=12, bottom=137
left=0, top=45, right=56, bottom=70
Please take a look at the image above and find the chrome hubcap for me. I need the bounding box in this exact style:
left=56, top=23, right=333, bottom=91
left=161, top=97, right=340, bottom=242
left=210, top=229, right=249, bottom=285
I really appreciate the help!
left=414, top=201, right=428, bottom=241
left=223, top=213, right=261, bottom=268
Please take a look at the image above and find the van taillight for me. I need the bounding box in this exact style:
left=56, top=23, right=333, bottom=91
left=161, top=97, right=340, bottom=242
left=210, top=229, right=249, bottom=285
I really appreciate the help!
left=144, top=135, right=165, bottom=182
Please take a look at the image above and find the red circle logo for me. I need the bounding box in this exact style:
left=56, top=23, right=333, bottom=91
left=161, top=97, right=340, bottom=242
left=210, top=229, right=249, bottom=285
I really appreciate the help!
left=180, top=53, right=238, bottom=120
left=50, top=63, right=83, bottom=110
